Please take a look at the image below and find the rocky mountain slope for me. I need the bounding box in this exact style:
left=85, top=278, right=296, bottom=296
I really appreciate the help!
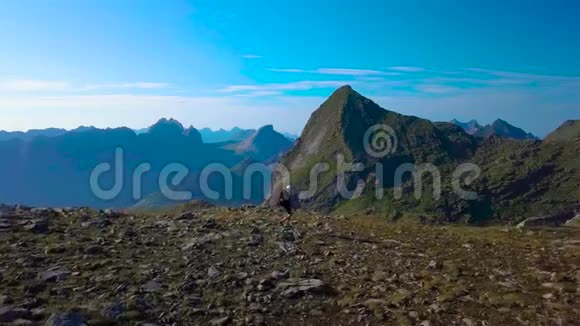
left=274, top=86, right=579, bottom=224
left=450, top=119, right=482, bottom=135
left=230, top=125, right=294, bottom=162
left=0, top=204, right=578, bottom=325
left=545, top=120, right=580, bottom=142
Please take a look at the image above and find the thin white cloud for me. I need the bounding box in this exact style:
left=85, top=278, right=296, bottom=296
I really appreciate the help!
left=267, top=68, right=306, bottom=73
left=267, top=66, right=580, bottom=88
left=356, top=76, right=390, bottom=82
left=466, top=68, right=580, bottom=81
left=0, top=80, right=170, bottom=92
left=0, top=80, right=70, bottom=92
left=267, top=67, right=398, bottom=76
left=417, top=84, right=461, bottom=94
left=220, top=80, right=348, bottom=93
left=83, top=82, right=170, bottom=90
left=315, top=68, right=397, bottom=76
left=388, top=66, right=425, bottom=72
left=242, top=54, right=263, bottom=59
left=232, top=90, right=283, bottom=97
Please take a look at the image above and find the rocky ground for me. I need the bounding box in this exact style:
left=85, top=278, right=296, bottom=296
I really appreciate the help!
left=0, top=202, right=579, bottom=325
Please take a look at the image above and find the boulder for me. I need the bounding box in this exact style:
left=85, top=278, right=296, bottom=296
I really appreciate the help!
left=564, top=213, right=580, bottom=227
left=45, top=311, right=88, bottom=326
left=181, top=232, right=223, bottom=250
left=100, top=302, right=125, bottom=321
left=517, top=210, right=577, bottom=228
left=81, top=217, right=111, bottom=229
left=23, top=218, right=49, bottom=233
left=277, top=278, right=331, bottom=298
left=38, top=267, right=71, bottom=283
left=176, top=211, right=197, bottom=220
left=0, top=306, right=31, bottom=322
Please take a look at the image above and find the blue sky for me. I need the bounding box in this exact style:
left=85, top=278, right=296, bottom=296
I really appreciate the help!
left=0, top=0, right=579, bottom=136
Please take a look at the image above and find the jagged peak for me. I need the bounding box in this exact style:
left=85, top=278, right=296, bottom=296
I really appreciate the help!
left=151, top=118, right=184, bottom=129
left=247, top=125, right=283, bottom=144
left=148, top=118, right=185, bottom=133
left=335, top=84, right=353, bottom=92
left=317, top=85, right=384, bottom=119
left=327, top=85, right=358, bottom=102
left=451, top=119, right=481, bottom=127
left=256, top=124, right=274, bottom=133
left=183, top=126, right=203, bottom=143
left=234, top=124, right=292, bottom=161
left=492, top=118, right=511, bottom=126
left=183, top=125, right=198, bottom=135
left=147, top=118, right=196, bottom=140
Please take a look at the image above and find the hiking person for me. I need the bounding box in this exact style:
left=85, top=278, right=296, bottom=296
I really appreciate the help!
left=278, top=185, right=298, bottom=222
left=279, top=185, right=293, bottom=214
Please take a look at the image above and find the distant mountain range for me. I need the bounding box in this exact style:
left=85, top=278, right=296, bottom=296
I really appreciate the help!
left=271, top=85, right=579, bottom=224
left=0, top=125, right=298, bottom=144
left=451, top=119, right=537, bottom=139
left=0, top=119, right=528, bottom=144
left=450, top=119, right=536, bottom=139
left=132, top=125, right=294, bottom=210
left=199, top=127, right=297, bottom=143
left=199, top=127, right=255, bottom=143
left=0, top=128, right=66, bottom=141
left=1, top=118, right=531, bottom=145
left=0, top=119, right=292, bottom=208
left=0, top=126, right=98, bottom=142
